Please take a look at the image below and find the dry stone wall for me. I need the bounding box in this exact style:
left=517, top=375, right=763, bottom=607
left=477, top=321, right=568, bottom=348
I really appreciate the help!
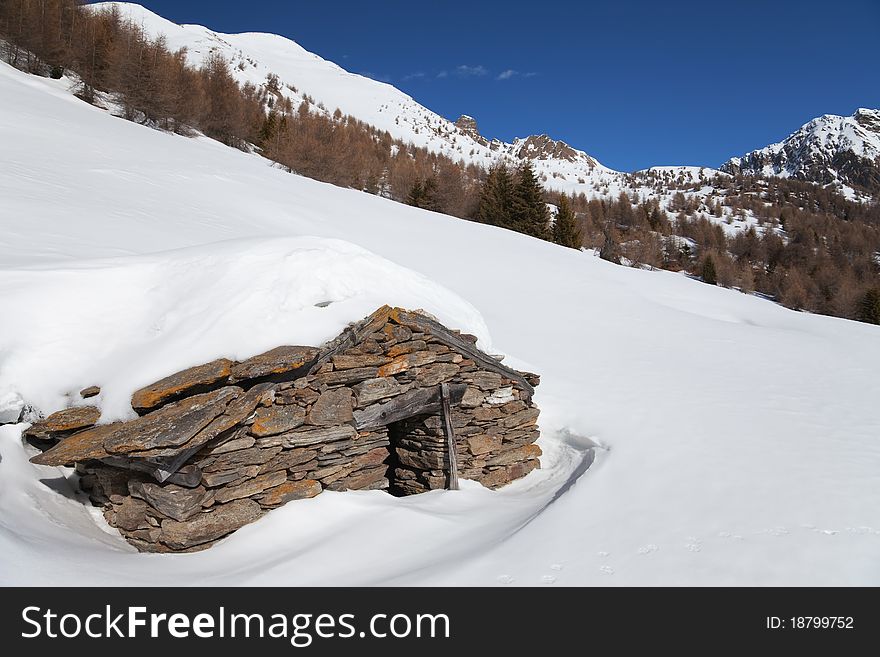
left=27, top=306, right=541, bottom=552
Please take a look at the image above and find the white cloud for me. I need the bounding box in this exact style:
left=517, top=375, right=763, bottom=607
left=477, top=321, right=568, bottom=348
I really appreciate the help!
left=401, top=72, right=426, bottom=81
left=456, top=64, right=489, bottom=77
left=436, top=70, right=448, bottom=78
left=496, top=70, right=538, bottom=81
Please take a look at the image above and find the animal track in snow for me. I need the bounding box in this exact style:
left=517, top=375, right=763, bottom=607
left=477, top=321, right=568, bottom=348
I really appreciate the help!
left=496, top=574, right=515, bottom=585
left=637, top=544, right=659, bottom=555
left=599, top=565, right=614, bottom=575
left=597, top=551, right=610, bottom=558
left=846, top=526, right=879, bottom=535
left=684, top=536, right=702, bottom=552
left=541, top=575, right=557, bottom=585
left=549, top=563, right=564, bottom=571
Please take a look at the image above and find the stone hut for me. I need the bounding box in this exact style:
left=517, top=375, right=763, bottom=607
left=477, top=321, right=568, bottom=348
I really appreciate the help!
left=27, top=306, right=541, bottom=552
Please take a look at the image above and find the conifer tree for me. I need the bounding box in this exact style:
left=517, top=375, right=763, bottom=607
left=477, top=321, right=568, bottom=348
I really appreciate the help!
left=511, top=162, right=549, bottom=238
left=406, top=180, right=424, bottom=208
left=701, top=254, right=718, bottom=285
left=476, top=164, right=513, bottom=227
left=420, top=176, right=441, bottom=212
left=406, top=177, right=441, bottom=212
left=259, top=111, right=278, bottom=147
left=552, top=195, right=581, bottom=249
left=857, top=288, right=880, bottom=324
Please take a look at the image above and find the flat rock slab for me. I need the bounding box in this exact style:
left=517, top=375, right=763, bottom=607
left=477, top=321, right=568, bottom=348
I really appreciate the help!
left=25, top=405, right=101, bottom=439
left=328, top=465, right=388, bottom=492
left=113, top=497, right=150, bottom=532
left=377, top=351, right=437, bottom=377
left=250, top=404, right=306, bottom=437
left=416, top=363, right=461, bottom=387
left=202, top=466, right=260, bottom=488
left=104, top=387, right=241, bottom=455
left=129, top=481, right=208, bottom=522
left=201, top=445, right=282, bottom=473
left=201, top=435, right=255, bottom=457
left=486, top=443, right=542, bottom=466
left=396, top=447, right=445, bottom=471
left=136, top=382, right=276, bottom=458
left=477, top=459, right=540, bottom=488
left=499, top=407, right=540, bottom=429
left=30, top=422, right=124, bottom=466
left=213, top=470, right=287, bottom=504
left=131, top=358, right=233, bottom=414
left=80, top=386, right=101, bottom=399
left=352, top=377, right=403, bottom=408
left=314, top=367, right=379, bottom=386
left=466, top=434, right=503, bottom=456
left=159, top=499, right=264, bottom=550
left=229, top=346, right=318, bottom=383
left=133, top=406, right=249, bottom=461
left=276, top=425, right=357, bottom=448
left=307, top=388, right=353, bottom=426
left=258, top=447, right=316, bottom=474
left=259, top=479, right=322, bottom=507
left=330, top=353, right=389, bottom=370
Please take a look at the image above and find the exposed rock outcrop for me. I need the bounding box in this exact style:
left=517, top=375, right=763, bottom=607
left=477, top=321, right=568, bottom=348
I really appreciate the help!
left=454, top=114, right=488, bottom=146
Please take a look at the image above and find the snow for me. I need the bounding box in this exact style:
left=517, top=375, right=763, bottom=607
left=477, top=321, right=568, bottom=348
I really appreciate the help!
left=724, top=107, right=880, bottom=198
left=0, top=391, right=24, bottom=424
left=0, top=237, right=490, bottom=424
left=84, top=2, right=634, bottom=198
left=2, top=60, right=880, bottom=586
left=80, top=2, right=794, bottom=236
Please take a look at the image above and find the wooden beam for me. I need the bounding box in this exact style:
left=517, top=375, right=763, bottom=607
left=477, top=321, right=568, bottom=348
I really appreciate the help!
left=353, top=383, right=466, bottom=431
left=440, top=383, right=459, bottom=491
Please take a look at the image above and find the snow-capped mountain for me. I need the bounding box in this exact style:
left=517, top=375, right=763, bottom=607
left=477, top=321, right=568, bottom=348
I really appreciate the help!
left=88, top=2, right=876, bottom=210
left=722, top=108, right=880, bottom=196
left=88, top=2, right=635, bottom=196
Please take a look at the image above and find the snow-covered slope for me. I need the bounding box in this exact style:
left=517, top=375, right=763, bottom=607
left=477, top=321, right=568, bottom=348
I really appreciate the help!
left=87, top=2, right=642, bottom=197
left=2, top=60, right=880, bottom=585
left=722, top=108, right=880, bottom=196
left=83, top=3, right=880, bottom=210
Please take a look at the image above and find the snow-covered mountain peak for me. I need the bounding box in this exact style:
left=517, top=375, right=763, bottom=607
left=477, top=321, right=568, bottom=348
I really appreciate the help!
left=88, top=3, right=875, bottom=204
left=853, top=107, right=880, bottom=132
left=89, top=1, right=628, bottom=195
left=721, top=108, right=880, bottom=197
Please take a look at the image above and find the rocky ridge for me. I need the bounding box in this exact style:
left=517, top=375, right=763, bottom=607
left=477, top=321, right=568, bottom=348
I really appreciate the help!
left=722, top=108, right=880, bottom=196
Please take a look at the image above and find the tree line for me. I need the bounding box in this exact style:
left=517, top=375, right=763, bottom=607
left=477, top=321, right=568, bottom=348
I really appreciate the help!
left=562, top=181, right=880, bottom=323
left=407, top=162, right=581, bottom=248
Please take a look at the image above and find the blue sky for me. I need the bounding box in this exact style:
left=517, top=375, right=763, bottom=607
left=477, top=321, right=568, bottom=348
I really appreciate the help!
left=127, top=0, right=879, bottom=172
